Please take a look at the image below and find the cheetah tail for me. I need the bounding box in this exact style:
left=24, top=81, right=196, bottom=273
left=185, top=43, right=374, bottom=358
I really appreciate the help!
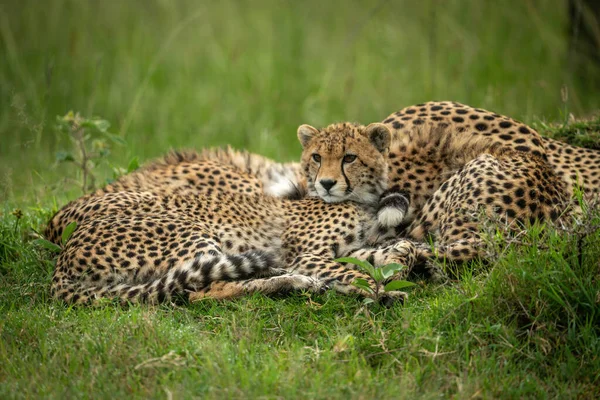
left=52, top=250, right=282, bottom=305
left=377, top=188, right=410, bottom=228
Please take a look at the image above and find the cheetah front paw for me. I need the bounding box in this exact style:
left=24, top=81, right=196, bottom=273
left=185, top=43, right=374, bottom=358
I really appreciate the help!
left=380, top=240, right=417, bottom=277
left=284, top=274, right=327, bottom=293
left=389, top=240, right=416, bottom=257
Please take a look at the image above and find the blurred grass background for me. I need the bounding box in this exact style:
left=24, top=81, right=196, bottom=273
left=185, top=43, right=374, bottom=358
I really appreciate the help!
left=1, top=0, right=599, bottom=204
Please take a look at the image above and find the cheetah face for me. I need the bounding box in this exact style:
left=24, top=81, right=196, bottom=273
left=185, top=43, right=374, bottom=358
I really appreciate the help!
left=297, top=122, right=391, bottom=206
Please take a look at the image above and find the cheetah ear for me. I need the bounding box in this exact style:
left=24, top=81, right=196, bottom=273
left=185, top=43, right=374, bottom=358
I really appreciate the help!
left=297, top=124, right=319, bottom=148
left=365, top=123, right=391, bottom=153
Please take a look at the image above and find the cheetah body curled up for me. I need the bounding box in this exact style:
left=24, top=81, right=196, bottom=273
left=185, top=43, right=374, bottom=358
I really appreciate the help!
left=297, top=102, right=580, bottom=265
left=49, top=123, right=416, bottom=305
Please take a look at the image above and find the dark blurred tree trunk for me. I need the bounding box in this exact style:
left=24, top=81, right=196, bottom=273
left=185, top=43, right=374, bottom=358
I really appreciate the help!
left=568, top=0, right=600, bottom=87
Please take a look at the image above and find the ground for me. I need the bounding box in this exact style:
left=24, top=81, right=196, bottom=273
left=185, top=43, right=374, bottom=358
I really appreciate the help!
left=1, top=199, right=599, bottom=398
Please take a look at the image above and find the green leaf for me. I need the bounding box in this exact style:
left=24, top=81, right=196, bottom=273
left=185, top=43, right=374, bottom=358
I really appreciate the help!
left=336, top=257, right=375, bottom=276
left=362, top=298, right=375, bottom=305
left=372, top=268, right=384, bottom=283
left=381, top=263, right=405, bottom=279
left=55, top=117, right=72, bottom=133
left=127, top=156, right=140, bottom=173
left=102, top=132, right=126, bottom=146
left=98, top=148, right=111, bottom=157
left=55, top=151, right=75, bottom=163
left=42, top=259, right=57, bottom=271
left=81, top=119, right=110, bottom=133
left=61, top=221, right=78, bottom=246
left=92, top=138, right=109, bottom=150
left=384, top=280, right=417, bottom=292
left=93, top=119, right=110, bottom=132
left=33, top=239, right=62, bottom=254
left=111, top=166, right=126, bottom=180
left=58, top=110, right=76, bottom=123
left=351, top=278, right=374, bottom=294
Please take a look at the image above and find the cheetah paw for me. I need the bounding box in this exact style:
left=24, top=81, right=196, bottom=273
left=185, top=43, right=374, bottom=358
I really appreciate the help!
left=380, top=240, right=416, bottom=277
left=285, top=274, right=326, bottom=293
left=390, top=240, right=415, bottom=257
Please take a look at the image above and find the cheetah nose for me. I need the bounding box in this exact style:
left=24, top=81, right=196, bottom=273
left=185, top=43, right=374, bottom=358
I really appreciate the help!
left=319, top=179, right=337, bottom=192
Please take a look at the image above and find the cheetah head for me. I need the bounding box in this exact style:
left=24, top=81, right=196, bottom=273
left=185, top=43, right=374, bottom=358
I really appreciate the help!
left=297, top=122, right=391, bottom=205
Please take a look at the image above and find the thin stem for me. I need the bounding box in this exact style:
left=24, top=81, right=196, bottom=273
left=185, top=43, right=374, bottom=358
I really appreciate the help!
left=74, top=127, right=89, bottom=194
left=12, top=217, right=20, bottom=235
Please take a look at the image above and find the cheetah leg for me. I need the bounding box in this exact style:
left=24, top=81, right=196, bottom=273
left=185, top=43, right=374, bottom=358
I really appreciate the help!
left=407, top=206, right=491, bottom=280
left=188, top=274, right=324, bottom=301
left=406, top=151, right=567, bottom=268
left=413, top=238, right=482, bottom=263
left=188, top=241, right=418, bottom=301
left=288, top=253, right=408, bottom=305
left=342, top=239, right=417, bottom=280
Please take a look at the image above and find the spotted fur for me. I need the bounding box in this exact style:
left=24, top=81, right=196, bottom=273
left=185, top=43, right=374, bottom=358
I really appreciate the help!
left=47, top=131, right=416, bottom=305
left=381, top=101, right=597, bottom=217
left=297, top=101, right=586, bottom=265
left=297, top=122, right=391, bottom=206
left=45, top=147, right=303, bottom=246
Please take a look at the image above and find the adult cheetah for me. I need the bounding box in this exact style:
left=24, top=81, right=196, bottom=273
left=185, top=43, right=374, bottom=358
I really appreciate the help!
left=48, top=123, right=416, bottom=305
left=45, top=148, right=304, bottom=246
left=380, top=101, right=599, bottom=218
left=298, top=102, right=589, bottom=264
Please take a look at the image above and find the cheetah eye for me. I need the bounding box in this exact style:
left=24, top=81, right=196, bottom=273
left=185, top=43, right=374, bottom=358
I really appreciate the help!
left=312, top=154, right=321, bottom=163
left=343, top=154, right=357, bottom=163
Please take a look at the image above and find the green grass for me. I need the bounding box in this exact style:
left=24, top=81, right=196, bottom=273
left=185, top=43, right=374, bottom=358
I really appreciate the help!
left=1, top=203, right=599, bottom=398
left=1, top=1, right=600, bottom=398
left=536, top=114, right=600, bottom=149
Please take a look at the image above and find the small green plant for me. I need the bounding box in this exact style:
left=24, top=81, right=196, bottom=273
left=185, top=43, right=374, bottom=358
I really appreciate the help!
left=105, top=156, right=140, bottom=185
left=55, top=111, right=128, bottom=194
left=10, top=208, right=23, bottom=234
left=33, top=221, right=77, bottom=255
left=336, top=257, right=416, bottom=305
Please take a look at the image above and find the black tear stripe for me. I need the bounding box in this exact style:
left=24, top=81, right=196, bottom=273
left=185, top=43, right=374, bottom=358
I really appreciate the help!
left=378, top=189, right=410, bottom=213
left=340, top=145, right=352, bottom=194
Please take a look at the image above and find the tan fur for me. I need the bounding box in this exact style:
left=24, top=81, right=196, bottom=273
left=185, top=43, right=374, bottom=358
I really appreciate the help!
left=298, top=122, right=391, bottom=206
left=45, top=148, right=304, bottom=245
left=47, top=146, right=415, bottom=305
left=298, top=101, right=578, bottom=265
